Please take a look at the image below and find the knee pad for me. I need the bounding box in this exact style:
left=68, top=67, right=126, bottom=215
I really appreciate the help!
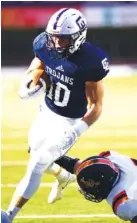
left=27, top=149, right=55, bottom=176
left=28, top=137, right=65, bottom=175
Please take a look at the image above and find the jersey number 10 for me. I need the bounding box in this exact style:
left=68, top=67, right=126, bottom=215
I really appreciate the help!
left=47, top=82, right=70, bottom=107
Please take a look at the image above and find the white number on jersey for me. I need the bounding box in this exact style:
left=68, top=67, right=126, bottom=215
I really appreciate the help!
left=47, top=82, right=70, bottom=107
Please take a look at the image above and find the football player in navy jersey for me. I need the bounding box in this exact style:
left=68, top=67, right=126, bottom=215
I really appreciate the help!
left=4, top=8, right=109, bottom=222
left=52, top=151, right=137, bottom=223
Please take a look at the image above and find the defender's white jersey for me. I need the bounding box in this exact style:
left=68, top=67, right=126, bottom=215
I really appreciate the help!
left=101, top=151, right=137, bottom=221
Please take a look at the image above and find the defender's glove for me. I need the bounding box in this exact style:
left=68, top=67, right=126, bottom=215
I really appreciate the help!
left=19, top=76, right=46, bottom=99
left=58, top=120, right=89, bottom=154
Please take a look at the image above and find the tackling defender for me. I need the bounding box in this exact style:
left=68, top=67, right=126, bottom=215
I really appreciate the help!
left=52, top=151, right=137, bottom=222
left=3, top=8, right=109, bottom=222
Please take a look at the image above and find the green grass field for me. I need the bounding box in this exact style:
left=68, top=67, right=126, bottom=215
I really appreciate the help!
left=1, top=74, right=137, bottom=223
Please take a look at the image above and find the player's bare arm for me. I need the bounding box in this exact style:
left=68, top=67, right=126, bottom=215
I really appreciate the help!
left=82, top=80, right=104, bottom=126
left=26, top=57, right=44, bottom=72
left=25, top=57, right=45, bottom=86
left=19, top=57, right=49, bottom=99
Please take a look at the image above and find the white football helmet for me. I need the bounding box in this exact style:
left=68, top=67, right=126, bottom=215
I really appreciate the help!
left=45, top=8, right=87, bottom=58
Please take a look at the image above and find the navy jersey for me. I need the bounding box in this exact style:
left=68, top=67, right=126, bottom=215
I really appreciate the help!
left=33, top=32, right=109, bottom=118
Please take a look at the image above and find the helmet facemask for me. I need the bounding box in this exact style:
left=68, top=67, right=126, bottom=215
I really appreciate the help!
left=45, top=32, right=70, bottom=59
left=79, top=187, right=103, bottom=203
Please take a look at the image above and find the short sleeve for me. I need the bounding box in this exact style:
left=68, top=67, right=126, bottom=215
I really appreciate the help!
left=85, top=50, right=109, bottom=82
left=33, top=32, right=46, bottom=59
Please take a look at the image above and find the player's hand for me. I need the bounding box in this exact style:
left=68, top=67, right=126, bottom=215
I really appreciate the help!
left=19, top=76, right=46, bottom=99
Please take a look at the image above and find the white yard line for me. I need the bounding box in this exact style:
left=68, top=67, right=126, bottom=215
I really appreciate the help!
left=15, top=214, right=116, bottom=219
left=1, top=183, right=76, bottom=187
left=2, top=161, right=28, bottom=166
left=2, top=143, right=137, bottom=151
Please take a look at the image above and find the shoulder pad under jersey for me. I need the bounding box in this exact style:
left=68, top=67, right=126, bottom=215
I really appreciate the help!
left=33, top=32, right=47, bottom=52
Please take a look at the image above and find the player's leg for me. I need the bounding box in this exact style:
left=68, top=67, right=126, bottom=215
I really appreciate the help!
left=48, top=155, right=81, bottom=203
left=28, top=103, right=76, bottom=204
left=29, top=146, right=75, bottom=189
left=29, top=103, right=82, bottom=204
left=1, top=210, right=11, bottom=223
left=6, top=107, right=53, bottom=221
left=47, top=162, right=76, bottom=203
left=7, top=146, right=54, bottom=221
left=6, top=116, right=79, bottom=219
left=37, top=102, right=82, bottom=179
left=43, top=136, right=78, bottom=204
left=47, top=162, right=75, bottom=182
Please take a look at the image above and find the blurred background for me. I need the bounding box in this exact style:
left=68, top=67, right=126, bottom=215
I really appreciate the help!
left=1, top=1, right=137, bottom=66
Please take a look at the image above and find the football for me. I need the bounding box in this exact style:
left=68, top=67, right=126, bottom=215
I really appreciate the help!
left=19, top=68, right=51, bottom=99
left=29, top=68, right=51, bottom=92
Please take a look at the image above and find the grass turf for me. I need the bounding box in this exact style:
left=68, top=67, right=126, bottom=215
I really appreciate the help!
left=1, top=75, right=137, bottom=223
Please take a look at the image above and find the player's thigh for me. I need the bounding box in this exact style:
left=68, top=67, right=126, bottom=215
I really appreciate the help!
left=27, top=145, right=55, bottom=175
left=29, top=102, right=81, bottom=155
left=27, top=122, right=81, bottom=175
left=28, top=126, right=73, bottom=173
left=27, top=137, right=68, bottom=175
left=28, top=110, right=52, bottom=152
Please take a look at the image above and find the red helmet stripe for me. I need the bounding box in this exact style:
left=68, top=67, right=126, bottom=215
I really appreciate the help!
left=76, top=158, right=118, bottom=176
left=99, top=151, right=110, bottom=157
